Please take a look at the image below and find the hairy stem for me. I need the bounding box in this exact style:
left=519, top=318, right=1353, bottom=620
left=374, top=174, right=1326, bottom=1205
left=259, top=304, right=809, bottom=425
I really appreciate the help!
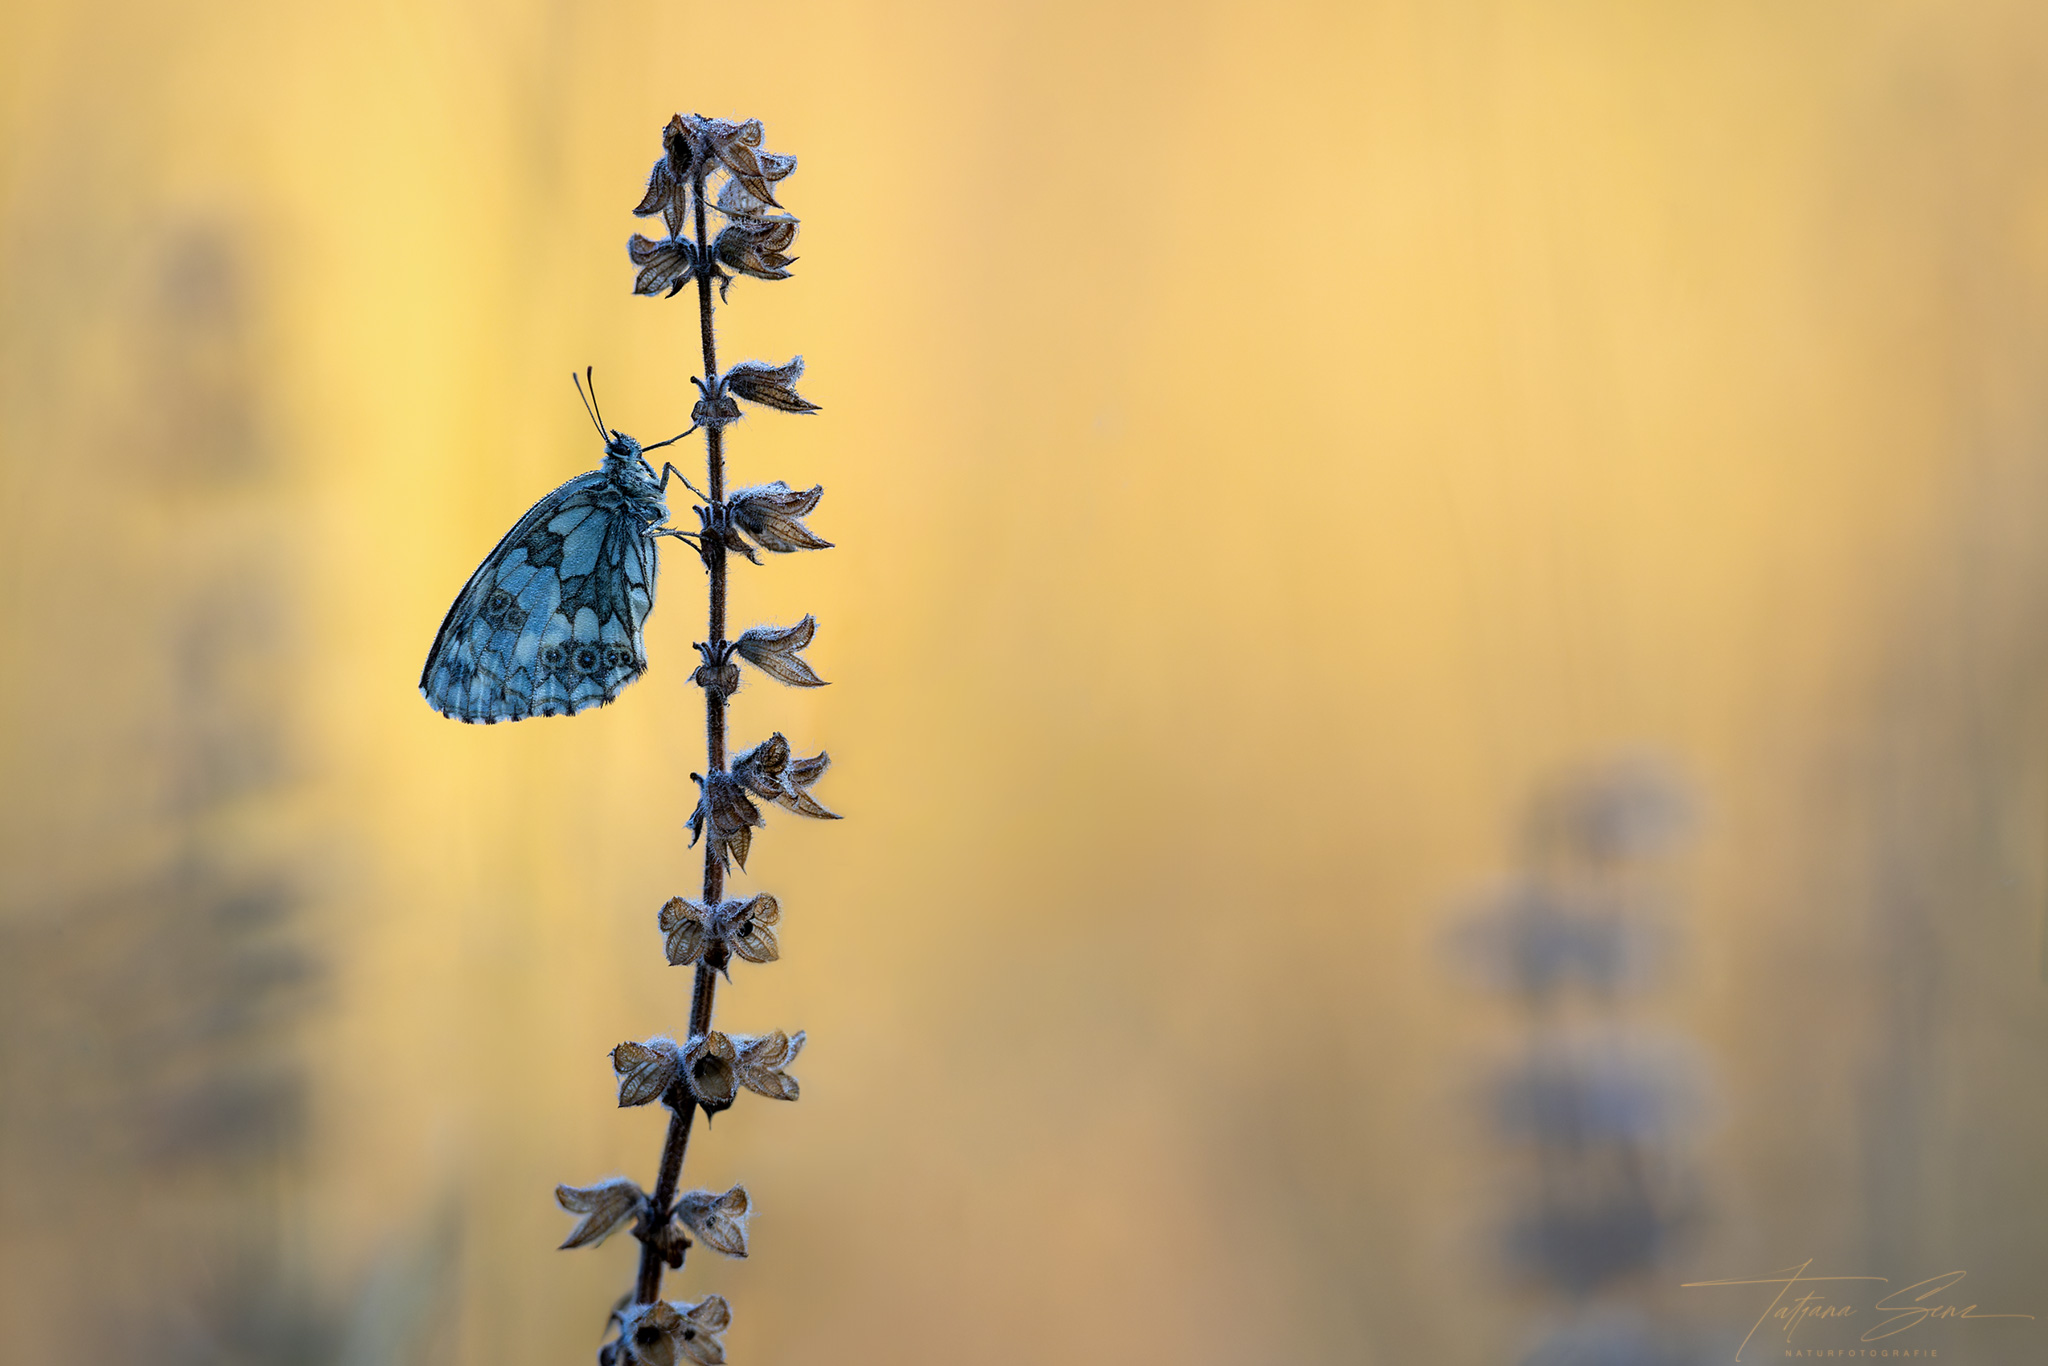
left=634, top=159, right=727, bottom=1306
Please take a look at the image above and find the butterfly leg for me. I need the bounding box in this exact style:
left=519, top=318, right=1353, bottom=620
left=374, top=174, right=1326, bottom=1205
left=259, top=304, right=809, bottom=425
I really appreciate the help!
left=659, top=463, right=711, bottom=504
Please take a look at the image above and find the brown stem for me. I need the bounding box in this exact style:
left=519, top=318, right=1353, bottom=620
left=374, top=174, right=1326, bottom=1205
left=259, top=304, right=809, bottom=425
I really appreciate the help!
left=633, top=156, right=728, bottom=1307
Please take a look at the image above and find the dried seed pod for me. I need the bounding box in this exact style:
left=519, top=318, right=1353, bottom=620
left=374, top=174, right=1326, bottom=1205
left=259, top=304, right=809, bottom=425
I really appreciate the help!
left=722, top=357, right=818, bottom=413
left=628, top=236, right=698, bottom=298
left=692, top=639, right=743, bottom=699
left=689, top=375, right=743, bottom=431
left=727, top=482, right=831, bottom=553
left=611, top=1037, right=685, bottom=1107
left=688, top=773, right=764, bottom=872
left=701, top=116, right=780, bottom=207
left=682, top=1031, right=738, bottom=1112
left=614, top=1295, right=730, bottom=1366
left=730, top=733, right=838, bottom=819
left=715, top=165, right=795, bottom=223
left=730, top=732, right=790, bottom=798
left=659, top=897, right=710, bottom=965
left=714, top=893, right=781, bottom=964
left=731, top=1029, right=805, bottom=1101
left=713, top=216, right=798, bottom=289
left=735, top=616, right=827, bottom=687
left=779, top=750, right=836, bottom=818
left=556, top=1177, right=646, bottom=1249
left=675, top=1184, right=752, bottom=1258
left=632, top=155, right=689, bottom=238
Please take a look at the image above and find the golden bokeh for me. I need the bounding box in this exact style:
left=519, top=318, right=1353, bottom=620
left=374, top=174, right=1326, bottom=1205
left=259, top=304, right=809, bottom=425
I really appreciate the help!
left=5, top=2, right=2048, bottom=1362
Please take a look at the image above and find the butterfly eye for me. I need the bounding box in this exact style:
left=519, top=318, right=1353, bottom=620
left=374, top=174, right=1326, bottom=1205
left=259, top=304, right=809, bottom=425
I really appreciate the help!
left=605, top=646, right=633, bottom=668
left=542, top=644, right=567, bottom=667
left=483, top=588, right=515, bottom=622
left=572, top=645, right=602, bottom=674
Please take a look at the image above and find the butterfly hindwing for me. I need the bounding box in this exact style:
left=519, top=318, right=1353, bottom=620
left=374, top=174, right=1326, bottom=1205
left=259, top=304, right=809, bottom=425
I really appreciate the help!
left=421, top=472, right=660, bottom=724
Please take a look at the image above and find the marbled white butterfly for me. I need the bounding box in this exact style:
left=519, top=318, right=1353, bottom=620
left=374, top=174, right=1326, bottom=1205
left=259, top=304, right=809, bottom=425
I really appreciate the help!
left=421, top=372, right=687, bottom=723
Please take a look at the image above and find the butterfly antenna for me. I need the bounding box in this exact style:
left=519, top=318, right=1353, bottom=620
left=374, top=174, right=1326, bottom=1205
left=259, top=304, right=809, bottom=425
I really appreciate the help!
left=586, top=365, right=613, bottom=440
left=571, top=369, right=607, bottom=443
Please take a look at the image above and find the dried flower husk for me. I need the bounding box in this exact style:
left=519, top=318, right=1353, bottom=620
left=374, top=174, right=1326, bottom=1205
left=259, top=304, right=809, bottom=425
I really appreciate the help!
left=649, top=113, right=787, bottom=208
left=633, top=154, right=689, bottom=238
left=735, top=616, right=827, bottom=687
left=721, top=215, right=797, bottom=257
left=727, top=481, right=831, bottom=553
left=714, top=893, right=781, bottom=964
left=713, top=176, right=765, bottom=224
left=635, top=115, right=702, bottom=233
left=675, top=1184, right=752, bottom=1257
left=730, top=733, right=790, bottom=801
left=682, top=1031, right=738, bottom=1112
left=611, top=1037, right=684, bottom=1107
left=633, top=113, right=797, bottom=305
left=723, top=357, right=818, bottom=413
left=692, top=656, right=742, bottom=697
left=659, top=897, right=710, bottom=965
left=713, top=151, right=796, bottom=221
left=628, top=235, right=697, bottom=298
left=689, top=373, right=744, bottom=430
left=681, top=1294, right=731, bottom=1335
left=615, top=1296, right=730, bottom=1366
left=713, top=216, right=798, bottom=292
left=781, top=750, right=835, bottom=818
left=731, top=1029, right=805, bottom=1101
left=555, top=1176, right=646, bottom=1249
left=688, top=772, right=764, bottom=872
left=693, top=639, right=744, bottom=696
left=699, top=116, right=780, bottom=207
left=731, top=733, right=839, bottom=819
left=670, top=894, right=783, bottom=975
left=692, top=503, right=759, bottom=565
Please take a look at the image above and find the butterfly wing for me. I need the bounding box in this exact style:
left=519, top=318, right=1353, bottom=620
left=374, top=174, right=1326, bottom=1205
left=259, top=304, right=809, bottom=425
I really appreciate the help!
left=421, top=472, right=661, bottom=723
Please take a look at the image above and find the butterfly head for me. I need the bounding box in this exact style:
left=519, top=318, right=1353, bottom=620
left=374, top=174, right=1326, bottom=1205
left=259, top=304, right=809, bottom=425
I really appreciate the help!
left=602, top=428, right=645, bottom=463
left=574, top=368, right=667, bottom=501
left=600, top=429, right=668, bottom=507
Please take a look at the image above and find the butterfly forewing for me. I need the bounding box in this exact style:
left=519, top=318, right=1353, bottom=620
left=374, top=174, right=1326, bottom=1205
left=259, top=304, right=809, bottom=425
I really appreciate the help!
left=421, top=472, right=661, bottom=723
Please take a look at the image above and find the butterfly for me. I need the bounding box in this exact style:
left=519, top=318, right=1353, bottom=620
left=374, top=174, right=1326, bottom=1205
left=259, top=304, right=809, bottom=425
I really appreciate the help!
left=421, top=371, right=689, bottom=723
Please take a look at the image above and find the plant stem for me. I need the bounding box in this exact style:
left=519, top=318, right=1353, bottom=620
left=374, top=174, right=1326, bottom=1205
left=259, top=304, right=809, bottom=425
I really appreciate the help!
left=634, top=160, right=727, bottom=1307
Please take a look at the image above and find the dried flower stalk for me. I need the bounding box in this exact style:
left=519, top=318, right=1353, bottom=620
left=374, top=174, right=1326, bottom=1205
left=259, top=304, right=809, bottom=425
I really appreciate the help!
left=556, top=113, right=836, bottom=1365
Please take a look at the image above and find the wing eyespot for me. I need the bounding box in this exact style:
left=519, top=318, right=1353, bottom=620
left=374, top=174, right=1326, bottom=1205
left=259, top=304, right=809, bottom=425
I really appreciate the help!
left=483, top=587, right=515, bottom=621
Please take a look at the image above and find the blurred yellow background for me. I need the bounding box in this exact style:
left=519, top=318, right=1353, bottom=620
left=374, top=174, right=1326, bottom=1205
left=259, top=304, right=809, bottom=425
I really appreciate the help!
left=6, top=1, right=2048, bottom=1362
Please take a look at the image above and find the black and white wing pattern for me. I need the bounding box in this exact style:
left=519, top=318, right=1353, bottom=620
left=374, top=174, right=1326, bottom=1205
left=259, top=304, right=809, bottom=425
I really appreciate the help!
left=421, top=473, right=659, bottom=723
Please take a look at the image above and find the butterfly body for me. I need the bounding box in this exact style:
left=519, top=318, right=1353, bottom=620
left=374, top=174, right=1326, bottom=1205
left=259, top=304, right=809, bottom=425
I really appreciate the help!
left=421, top=433, right=670, bottom=724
